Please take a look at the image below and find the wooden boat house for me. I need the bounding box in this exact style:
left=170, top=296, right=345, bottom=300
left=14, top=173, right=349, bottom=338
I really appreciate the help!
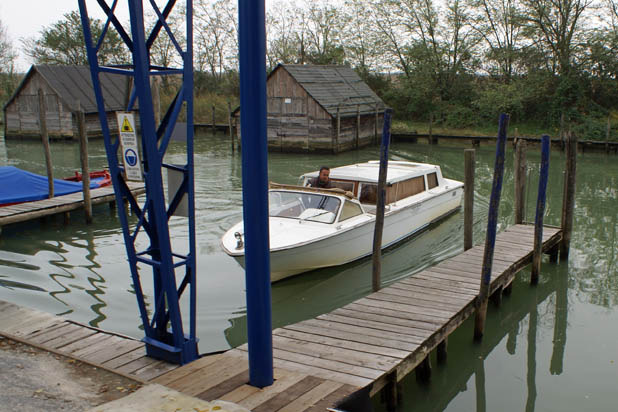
left=3, top=65, right=134, bottom=139
left=233, top=64, right=387, bottom=153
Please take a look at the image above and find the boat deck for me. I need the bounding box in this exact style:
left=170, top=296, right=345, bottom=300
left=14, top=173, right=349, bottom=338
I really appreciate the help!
left=0, top=223, right=562, bottom=411
left=0, top=182, right=145, bottom=230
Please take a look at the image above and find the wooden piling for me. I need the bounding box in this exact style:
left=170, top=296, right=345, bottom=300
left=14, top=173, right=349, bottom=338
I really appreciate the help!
left=372, top=108, right=392, bottom=292
left=38, top=88, right=54, bottom=198
left=464, top=149, right=475, bottom=251
left=428, top=113, right=434, bottom=144
left=335, top=104, right=341, bottom=154
left=560, top=132, right=577, bottom=260
left=151, top=76, right=161, bottom=127
left=356, top=104, right=361, bottom=150
left=531, top=135, right=550, bottom=284
left=76, top=101, right=92, bottom=224
left=374, top=104, right=378, bottom=145
left=437, top=339, right=448, bottom=364
left=475, top=358, right=486, bottom=412
left=228, top=102, right=234, bottom=153
left=416, top=356, right=432, bottom=383
left=212, top=105, right=216, bottom=135
left=474, top=113, right=509, bottom=341
left=514, top=139, right=527, bottom=224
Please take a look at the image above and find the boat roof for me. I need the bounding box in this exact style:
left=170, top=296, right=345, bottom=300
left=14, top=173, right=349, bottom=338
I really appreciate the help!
left=302, top=161, right=440, bottom=184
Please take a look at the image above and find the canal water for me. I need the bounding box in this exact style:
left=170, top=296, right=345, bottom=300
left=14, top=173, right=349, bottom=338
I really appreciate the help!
left=0, top=132, right=616, bottom=411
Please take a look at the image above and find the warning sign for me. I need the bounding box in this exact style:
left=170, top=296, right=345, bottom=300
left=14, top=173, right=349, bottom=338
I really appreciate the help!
left=121, top=117, right=134, bottom=133
left=116, top=112, right=142, bottom=181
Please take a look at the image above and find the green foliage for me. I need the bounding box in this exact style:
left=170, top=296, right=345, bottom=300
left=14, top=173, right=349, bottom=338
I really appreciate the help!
left=22, top=11, right=128, bottom=65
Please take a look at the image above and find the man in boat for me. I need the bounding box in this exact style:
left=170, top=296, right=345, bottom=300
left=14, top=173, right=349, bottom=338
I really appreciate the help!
left=308, top=166, right=333, bottom=189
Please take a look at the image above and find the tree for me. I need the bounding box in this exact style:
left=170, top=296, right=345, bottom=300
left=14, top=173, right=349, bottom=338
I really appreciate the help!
left=22, top=11, right=128, bottom=66
left=194, top=0, right=237, bottom=77
left=467, top=0, right=526, bottom=81
left=302, top=3, right=346, bottom=65
left=0, top=18, right=18, bottom=107
left=266, top=2, right=304, bottom=69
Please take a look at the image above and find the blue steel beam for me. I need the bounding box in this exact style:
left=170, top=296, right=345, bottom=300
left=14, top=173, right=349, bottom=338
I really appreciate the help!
left=78, top=0, right=198, bottom=364
left=238, top=0, right=274, bottom=388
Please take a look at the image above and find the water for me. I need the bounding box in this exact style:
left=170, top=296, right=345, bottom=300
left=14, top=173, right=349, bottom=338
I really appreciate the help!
left=0, top=133, right=616, bottom=411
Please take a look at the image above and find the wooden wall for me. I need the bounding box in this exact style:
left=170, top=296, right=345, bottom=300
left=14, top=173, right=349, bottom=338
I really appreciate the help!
left=234, top=66, right=385, bottom=153
left=3, top=71, right=128, bottom=140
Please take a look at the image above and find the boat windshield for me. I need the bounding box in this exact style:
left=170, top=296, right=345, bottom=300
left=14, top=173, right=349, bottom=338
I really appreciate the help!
left=269, top=191, right=341, bottom=224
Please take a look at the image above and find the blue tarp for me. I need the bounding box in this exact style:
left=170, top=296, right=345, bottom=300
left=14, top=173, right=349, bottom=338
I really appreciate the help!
left=0, top=166, right=104, bottom=205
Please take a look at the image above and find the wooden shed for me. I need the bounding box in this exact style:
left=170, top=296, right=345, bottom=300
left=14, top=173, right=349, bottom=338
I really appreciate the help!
left=3, top=65, right=134, bottom=140
left=233, top=64, right=387, bottom=153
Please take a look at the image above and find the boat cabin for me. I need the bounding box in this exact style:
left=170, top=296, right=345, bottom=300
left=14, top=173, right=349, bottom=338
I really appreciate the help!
left=299, top=161, right=444, bottom=209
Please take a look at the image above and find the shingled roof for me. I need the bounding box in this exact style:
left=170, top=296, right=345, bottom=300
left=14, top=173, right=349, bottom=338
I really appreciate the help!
left=274, top=64, right=386, bottom=118
left=4, top=65, right=129, bottom=113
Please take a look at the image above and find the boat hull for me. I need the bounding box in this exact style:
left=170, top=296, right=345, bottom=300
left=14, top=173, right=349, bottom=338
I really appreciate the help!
left=226, top=184, right=463, bottom=282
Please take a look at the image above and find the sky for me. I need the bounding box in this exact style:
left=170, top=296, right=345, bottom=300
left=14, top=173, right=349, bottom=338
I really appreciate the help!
left=1, top=0, right=285, bottom=72
left=2, top=1, right=133, bottom=71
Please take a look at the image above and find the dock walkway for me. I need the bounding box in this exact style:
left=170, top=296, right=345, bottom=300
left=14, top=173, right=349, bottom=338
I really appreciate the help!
left=0, top=182, right=145, bottom=230
left=0, top=223, right=562, bottom=411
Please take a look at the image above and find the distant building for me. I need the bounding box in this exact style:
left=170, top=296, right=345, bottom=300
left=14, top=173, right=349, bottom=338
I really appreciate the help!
left=3, top=65, right=135, bottom=139
left=233, top=64, right=387, bottom=153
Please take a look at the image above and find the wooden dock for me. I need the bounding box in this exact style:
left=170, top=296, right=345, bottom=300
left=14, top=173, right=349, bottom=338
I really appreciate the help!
left=0, top=182, right=145, bottom=230
left=0, top=223, right=562, bottom=411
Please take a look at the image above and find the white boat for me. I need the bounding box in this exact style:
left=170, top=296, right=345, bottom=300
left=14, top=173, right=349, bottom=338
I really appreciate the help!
left=221, top=161, right=464, bottom=282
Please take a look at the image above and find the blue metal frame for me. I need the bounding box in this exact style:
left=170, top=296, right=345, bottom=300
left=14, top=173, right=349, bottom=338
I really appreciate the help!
left=78, top=0, right=198, bottom=364
left=238, top=0, right=274, bottom=387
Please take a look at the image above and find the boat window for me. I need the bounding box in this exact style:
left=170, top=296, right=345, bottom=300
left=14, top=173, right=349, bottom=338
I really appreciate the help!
left=330, top=179, right=355, bottom=193
left=359, top=183, right=378, bottom=205
left=269, top=191, right=340, bottom=223
left=339, top=200, right=363, bottom=222
left=387, top=176, right=426, bottom=203
left=427, top=172, right=439, bottom=189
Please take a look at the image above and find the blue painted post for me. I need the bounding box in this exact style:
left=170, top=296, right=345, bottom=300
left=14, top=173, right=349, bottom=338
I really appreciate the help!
left=531, top=135, right=550, bottom=284
left=238, top=0, right=273, bottom=388
left=372, top=108, right=392, bottom=292
left=474, top=113, right=509, bottom=341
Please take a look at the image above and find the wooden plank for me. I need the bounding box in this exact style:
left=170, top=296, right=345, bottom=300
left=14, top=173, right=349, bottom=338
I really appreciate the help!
left=165, top=353, right=249, bottom=396
left=304, top=384, right=359, bottom=412
left=272, top=334, right=399, bottom=372
left=43, top=326, right=98, bottom=349
left=352, top=298, right=451, bottom=324
left=397, top=277, right=478, bottom=297
left=277, top=380, right=345, bottom=412
left=229, top=368, right=309, bottom=409
left=86, top=338, right=144, bottom=365
left=196, top=369, right=250, bottom=401
left=388, top=279, right=476, bottom=301
left=101, top=347, right=146, bottom=369
left=4, top=315, right=62, bottom=338
left=366, top=291, right=461, bottom=316
left=131, top=358, right=179, bottom=381
left=251, top=376, right=327, bottom=412
left=300, top=318, right=429, bottom=346
left=70, top=334, right=117, bottom=358
left=283, top=320, right=420, bottom=351
left=273, top=328, right=411, bottom=359
left=151, top=353, right=224, bottom=385
left=29, top=323, right=82, bottom=344
left=115, top=355, right=162, bottom=376
left=318, top=313, right=434, bottom=340
left=0, top=309, right=53, bottom=332
left=341, top=302, right=447, bottom=331
left=59, top=332, right=111, bottom=354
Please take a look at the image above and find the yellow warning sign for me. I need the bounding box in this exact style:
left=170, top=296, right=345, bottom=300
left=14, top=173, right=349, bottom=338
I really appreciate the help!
left=121, top=117, right=134, bottom=133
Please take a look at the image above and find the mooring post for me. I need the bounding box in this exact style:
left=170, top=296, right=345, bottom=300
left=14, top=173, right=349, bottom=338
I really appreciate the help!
left=428, top=112, right=434, bottom=144
left=76, top=101, right=93, bottom=224
left=550, top=264, right=568, bottom=374
left=228, top=101, right=234, bottom=153
left=560, top=132, right=577, bottom=260
left=38, top=88, right=54, bottom=198
left=356, top=104, right=361, bottom=150
left=526, top=288, right=538, bottom=411
left=475, top=357, right=487, bottom=412
left=372, top=108, right=393, bottom=292
left=238, top=0, right=273, bottom=388
left=374, top=103, right=379, bottom=145
left=335, top=104, right=341, bottom=154
left=474, top=113, right=509, bottom=341
left=464, top=149, right=475, bottom=251
left=151, top=76, right=161, bottom=127
left=531, top=135, right=550, bottom=284
left=211, top=104, right=216, bottom=135
left=437, top=338, right=448, bottom=364
left=514, top=139, right=527, bottom=224
left=606, top=115, right=611, bottom=154
left=416, top=355, right=432, bottom=383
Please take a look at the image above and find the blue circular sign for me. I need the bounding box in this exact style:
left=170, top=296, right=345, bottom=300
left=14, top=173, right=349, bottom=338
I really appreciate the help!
left=125, top=148, right=138, bottom=167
